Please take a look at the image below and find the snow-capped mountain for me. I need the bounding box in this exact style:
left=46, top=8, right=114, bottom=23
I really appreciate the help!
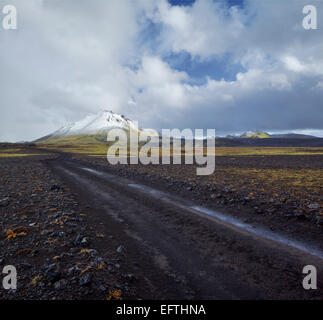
left=39, top=110, right=139, bottom=140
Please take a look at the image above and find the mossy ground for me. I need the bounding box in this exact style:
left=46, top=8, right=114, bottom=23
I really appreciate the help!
left=0, top=145, right=52, bottom=158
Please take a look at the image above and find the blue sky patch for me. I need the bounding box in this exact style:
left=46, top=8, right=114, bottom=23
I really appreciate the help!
left=168, top=0, right=244, bottom=8
left=164, top=52, right=245, bottom=84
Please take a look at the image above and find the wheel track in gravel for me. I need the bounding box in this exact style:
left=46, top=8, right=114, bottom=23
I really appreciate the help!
left=45, top=153, right=323, bottom=299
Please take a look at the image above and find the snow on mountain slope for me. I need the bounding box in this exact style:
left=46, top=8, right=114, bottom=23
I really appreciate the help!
left=49, top=110, right=139, bottom=138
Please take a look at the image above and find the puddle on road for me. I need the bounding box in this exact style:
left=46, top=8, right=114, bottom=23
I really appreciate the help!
left=128, top=183, right=167, bottom=197
left=192, top=206, right=323, bottom=260
left=82, top=167, right=103, bottom=175
left=80, top=166, right=323, bottom=260
left=128, top=183, right=323, bottom=259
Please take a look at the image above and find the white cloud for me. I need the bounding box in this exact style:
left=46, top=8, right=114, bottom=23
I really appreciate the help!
left=0, top=0, right=323, bottom=141
left=282, top=56, right=306, bottom=73
left=153, top=0, right=246, bottom=58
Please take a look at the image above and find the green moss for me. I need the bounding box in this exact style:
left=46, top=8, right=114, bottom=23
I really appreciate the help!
left=0, top=153, right=50, bottom=157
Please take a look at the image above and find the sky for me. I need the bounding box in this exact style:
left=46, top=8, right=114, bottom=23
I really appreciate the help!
left=0, top=0, right=323, bottom=141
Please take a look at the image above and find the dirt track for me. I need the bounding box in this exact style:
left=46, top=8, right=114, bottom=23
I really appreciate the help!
left=45, top=153, right=323, bottom=299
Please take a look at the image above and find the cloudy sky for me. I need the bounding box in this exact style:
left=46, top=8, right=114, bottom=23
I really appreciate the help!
left=0, top=0, right=323, bottom=141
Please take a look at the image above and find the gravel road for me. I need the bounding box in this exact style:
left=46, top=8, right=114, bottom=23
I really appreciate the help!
left=44, top=153, right=323, bottom=299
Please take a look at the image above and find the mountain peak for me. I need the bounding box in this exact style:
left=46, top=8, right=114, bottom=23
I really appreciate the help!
left=37, top=109, right=139, bottom=141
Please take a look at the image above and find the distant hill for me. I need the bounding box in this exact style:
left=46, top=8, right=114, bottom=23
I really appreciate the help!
left=240, top=131, right=271, bottom=139
left=225, top=131, right=319, bottom=140
left=214, top=137, right=323, bottom=147
left=270, top=133, right=317, bottom=139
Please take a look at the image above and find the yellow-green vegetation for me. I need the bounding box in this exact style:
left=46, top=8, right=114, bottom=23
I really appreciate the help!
left=214, top=167, right=322, bottom=195
left=213, top=147, right=323, bottom=156
left=0, top=148, right=21, bottom=153
left=37, top=134, right=107, bottom=155
left=205, top=167, right=323, bottom=213
left=240, top=132, right=271, bottom=138
left=0, top=153, right=49, bottom=158
left=178, top=146, right=323, bottom=156
left=37, top=133, right=108, bottom=145
left=0, top=145, right=51, bottom=158
left=255, top=132, right=271, bottom=138
left=37, top=133, right=130, bottom=155
left=48, top=144, right=323, bottom=158
left=39, top=144, right=109, bottom=155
